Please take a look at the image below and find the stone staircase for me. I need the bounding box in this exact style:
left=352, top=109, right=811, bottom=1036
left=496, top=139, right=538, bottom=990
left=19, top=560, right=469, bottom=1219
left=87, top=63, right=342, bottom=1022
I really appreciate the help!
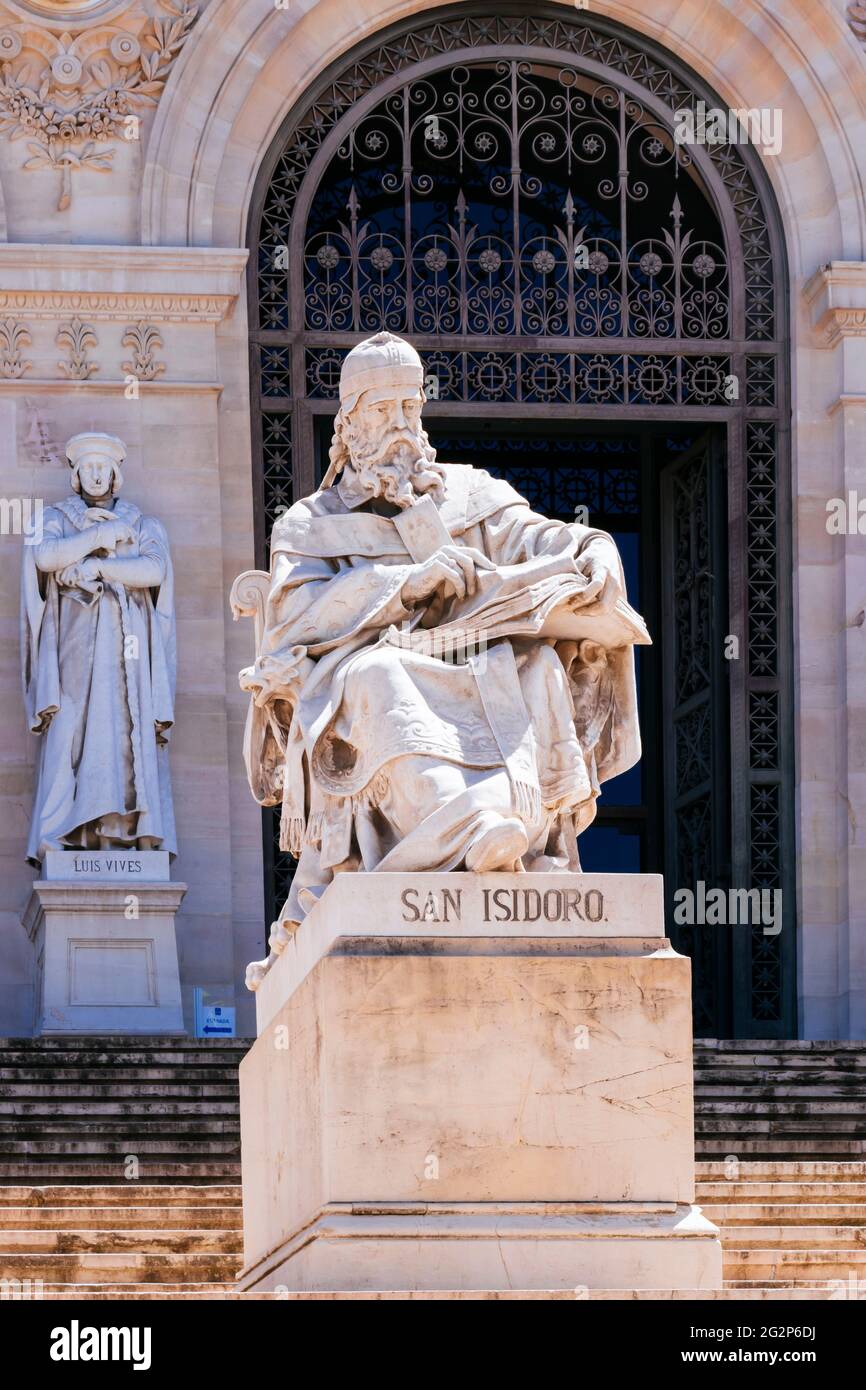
left=0, top=1036, right=249, bottom=1298
left=692, top=1041, right=866, bottom=1294
left=0, top=1184, right=243, bottom=1298
left=0, top=1037, right=864, bottom=1298
left=694, top=1040, right=866, bottom=1159
left=696, top=1161, right=866, bottom=1292
left=0, top=1036, right=249, bottom=1183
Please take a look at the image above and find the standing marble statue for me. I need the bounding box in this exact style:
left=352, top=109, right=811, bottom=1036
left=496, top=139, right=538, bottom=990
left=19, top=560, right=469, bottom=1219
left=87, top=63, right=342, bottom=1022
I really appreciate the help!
left=21, top=432, right=177, bottom=865
left=239, top=332, right=649, bottom=955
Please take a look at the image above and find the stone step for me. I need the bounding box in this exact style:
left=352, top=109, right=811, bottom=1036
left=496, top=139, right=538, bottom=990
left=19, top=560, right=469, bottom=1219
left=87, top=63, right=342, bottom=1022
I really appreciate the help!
left=696, top=1140, right=866, bottom=1157
left=36, top=1283, right=240, bottom=1299
left=695, top=1054, right=866, bottom=1064
left=697, top=1183, right=866, bottom=1202
left=694, top=1064, right=866, bottom=1076
left=0, top=1143, right=239, bottom=1164
left=696, top=1077, right=866, bottom=1091
left=724, top=1250, right=866, bottom=1281
left=697, top=1160, right=866, bottom=1178
left=0, top=1073, right=240, bottom=1095
left=0, top=1164, right=240, bottom=1183
left=0, top=1228, right=243, bottom=1255
left=0, top=1184, right=241, bottom=1206
left=697, top=1189, right=866, bottom=1212
left=0, top=1073, right=240, bottom=1084
left=695, top=1067, right=866, bottom=1081
left=0, top=1151, right=239, bottom=1171
left=695, top=1057, right=866, bottom=1070
left=695, top=1084, right=866, bottom=1095
left=723, top=1280, right=843, bottom=1290
left=0, top=1252, right=241, bottom=1284
left=701, top=1203, right=866, bottom=1224
left=0, top=1206, right=242, bottom=1230
left=695, top=1041, right=866, bottom=1052
left=0, top=1128, right=240, bottom=1139
left=0, top=1101, right=240, bottom=1117
left=0, top=1050, right=248, bottom=1069
left=37, top=1285, right=243, bottom=1299
left=696, top=1117, right=866, bottom=1133
left=696, top=1100, right=866, bottom=1116
left=694, top=1050, right=866, bottom=1060
left=717, top=1225, right=866, bottom=1250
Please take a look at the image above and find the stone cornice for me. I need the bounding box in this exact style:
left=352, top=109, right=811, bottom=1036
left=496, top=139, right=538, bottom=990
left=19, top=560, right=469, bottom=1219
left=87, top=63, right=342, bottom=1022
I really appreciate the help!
left=0, top=292, right=235, bottom=322
left=0, top=245, right=249, bottom=274
left=0, top=244, right=248, bottom=322
left=812, top=307, right=866, bottom=348
left=0, top=377, right=222, bottom=391
left=22, top=881, right=189, bottom=937
left=804, top=262, right=866, bottom=346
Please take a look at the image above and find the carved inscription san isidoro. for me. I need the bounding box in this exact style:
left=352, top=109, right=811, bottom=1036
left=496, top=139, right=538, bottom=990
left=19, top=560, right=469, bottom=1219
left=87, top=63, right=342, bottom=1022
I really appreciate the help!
left=400, top=886, right=606, bottom=925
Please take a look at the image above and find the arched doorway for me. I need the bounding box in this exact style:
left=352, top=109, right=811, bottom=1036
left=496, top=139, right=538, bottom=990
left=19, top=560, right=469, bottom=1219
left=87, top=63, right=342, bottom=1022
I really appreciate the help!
left=246, top=5, right=794, bottom=1038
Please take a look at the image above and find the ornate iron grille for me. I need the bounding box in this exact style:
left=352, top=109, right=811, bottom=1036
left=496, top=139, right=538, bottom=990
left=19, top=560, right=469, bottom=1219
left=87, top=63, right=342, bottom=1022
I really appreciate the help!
left=248, top=4, right=794, bottom=1038
left=297, top=67, right=729, bottom=340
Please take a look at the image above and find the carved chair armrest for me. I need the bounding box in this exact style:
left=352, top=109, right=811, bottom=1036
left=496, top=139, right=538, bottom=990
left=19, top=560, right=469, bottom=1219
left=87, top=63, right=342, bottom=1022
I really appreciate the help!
left=230, top=568, right=271, bottom=650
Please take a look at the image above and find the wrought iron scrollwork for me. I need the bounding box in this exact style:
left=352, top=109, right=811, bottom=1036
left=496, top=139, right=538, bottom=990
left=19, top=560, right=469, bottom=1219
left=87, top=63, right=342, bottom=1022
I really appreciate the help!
left=257, top=11, right=773, bottom=338
left=301, top=345, right=736, bottom=407
left=298, top=68, right=730, bottom=344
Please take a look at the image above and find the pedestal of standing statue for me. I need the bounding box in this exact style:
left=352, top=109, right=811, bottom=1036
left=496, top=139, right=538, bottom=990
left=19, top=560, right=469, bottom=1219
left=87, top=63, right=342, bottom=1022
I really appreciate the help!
left=237, top=873, right=722, bottom=1294
left=21, top=850, right=186, bottom=1035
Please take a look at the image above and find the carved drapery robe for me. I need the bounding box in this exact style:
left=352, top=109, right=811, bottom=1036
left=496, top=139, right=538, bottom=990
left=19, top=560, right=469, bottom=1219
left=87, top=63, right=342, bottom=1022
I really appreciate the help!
left=243, top=463, right=645, bottom=924
left=21, top=495, right=177, bottom=865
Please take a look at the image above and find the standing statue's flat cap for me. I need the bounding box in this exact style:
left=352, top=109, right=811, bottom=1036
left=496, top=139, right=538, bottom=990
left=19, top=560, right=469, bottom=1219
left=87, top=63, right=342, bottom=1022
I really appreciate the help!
left=65, top=432, right=127, bottom=466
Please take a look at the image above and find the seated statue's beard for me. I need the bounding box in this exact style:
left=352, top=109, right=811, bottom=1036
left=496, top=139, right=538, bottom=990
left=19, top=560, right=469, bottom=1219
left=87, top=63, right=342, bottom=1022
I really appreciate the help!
left=349, top=433, right=447, bottom=509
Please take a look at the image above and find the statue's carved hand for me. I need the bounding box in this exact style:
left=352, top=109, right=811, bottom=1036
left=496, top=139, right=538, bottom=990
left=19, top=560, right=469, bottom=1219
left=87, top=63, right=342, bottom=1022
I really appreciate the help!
left=575, top=539, right=622, bottom=612
left=402, top=544, right=494, bottom=605
left=91, top=518, right=134, bottom=553
left=58, top=557, right=102, bottom=591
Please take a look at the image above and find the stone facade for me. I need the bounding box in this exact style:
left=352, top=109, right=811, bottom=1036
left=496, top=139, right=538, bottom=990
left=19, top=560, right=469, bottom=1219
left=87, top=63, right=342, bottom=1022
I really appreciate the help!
left=0, top=0, right=865, bottom=1038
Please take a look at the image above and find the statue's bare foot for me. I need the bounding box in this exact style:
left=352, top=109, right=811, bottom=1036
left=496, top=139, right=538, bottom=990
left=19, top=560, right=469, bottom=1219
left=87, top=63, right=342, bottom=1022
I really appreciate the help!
left=465, top=815, right=528, bottom=872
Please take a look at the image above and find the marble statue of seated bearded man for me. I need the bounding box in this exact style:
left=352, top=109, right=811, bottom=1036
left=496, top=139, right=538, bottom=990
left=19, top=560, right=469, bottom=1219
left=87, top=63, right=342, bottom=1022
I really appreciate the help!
left=239, top=331, right=648, bottom=959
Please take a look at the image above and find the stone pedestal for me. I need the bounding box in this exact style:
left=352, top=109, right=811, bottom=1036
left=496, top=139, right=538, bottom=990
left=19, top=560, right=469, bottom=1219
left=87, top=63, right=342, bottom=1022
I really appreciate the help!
left=21, top=850, right=186, bottom=1036
left=237, top=873, right=722, bottom=1294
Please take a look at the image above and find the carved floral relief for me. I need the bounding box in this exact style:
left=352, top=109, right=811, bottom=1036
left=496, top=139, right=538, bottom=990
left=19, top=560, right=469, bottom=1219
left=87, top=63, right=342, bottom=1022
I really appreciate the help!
left=0, top=0, right=199, bottom=209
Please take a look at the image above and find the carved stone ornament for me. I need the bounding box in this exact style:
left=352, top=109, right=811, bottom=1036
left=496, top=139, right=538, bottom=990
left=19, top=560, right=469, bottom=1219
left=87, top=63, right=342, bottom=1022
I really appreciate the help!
left=0, top=0, right=199, bottom=209
left=850, top=2, right=866, bottom=44
left=57, top=314, right=97, bottom=376
left=0, top=316, right=32, bottom=375
left=121, top=320, right=164, bottom=379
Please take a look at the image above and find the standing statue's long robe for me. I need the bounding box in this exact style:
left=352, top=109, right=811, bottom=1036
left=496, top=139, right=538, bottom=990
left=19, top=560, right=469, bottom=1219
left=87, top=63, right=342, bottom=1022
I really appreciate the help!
left=21, top=495, right=177, bottom=865
left=243, top=462, right=646, bottom=925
